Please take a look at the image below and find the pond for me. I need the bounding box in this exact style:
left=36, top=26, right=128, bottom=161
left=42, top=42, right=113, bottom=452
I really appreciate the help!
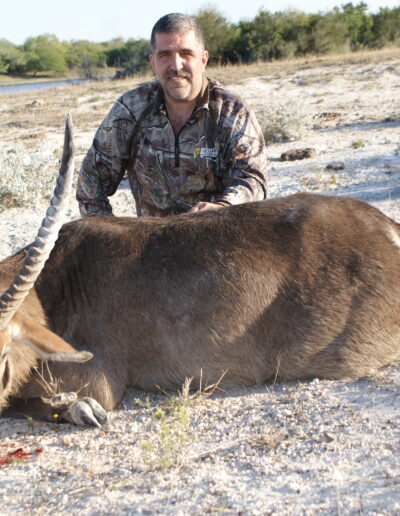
left=0, top=78, right=88, bottom=95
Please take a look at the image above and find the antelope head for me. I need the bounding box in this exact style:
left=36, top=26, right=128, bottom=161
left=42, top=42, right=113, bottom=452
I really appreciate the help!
left=0, top=115, right=92, bottom=410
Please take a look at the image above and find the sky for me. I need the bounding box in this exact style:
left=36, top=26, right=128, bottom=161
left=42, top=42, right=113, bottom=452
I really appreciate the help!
left=1, top=0, right=399, bottom=45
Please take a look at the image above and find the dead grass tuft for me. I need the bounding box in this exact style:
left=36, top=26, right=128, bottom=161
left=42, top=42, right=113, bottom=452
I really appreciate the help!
left=138, top=373, right=226, bottom=470
left=252, top=97, right=314, bottom=143
left=0, top=144, right=60, bottom=210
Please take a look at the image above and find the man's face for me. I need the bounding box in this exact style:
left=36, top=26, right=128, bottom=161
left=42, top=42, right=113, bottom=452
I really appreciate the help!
left=150, top=30, right=208, bottom=104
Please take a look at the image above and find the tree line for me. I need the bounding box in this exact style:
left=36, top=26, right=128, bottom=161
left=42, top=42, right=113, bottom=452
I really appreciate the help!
left=1, top=3, right=399, bottom=78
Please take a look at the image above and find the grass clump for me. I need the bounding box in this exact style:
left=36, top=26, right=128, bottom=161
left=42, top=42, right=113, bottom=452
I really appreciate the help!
left=252, top=97, right=314, bottom=143
left=300, top=166, right=338, bottom=191
left=139, top=379, right=194, bottom=471
left=139, top=374, right=226, bottom=470
left=351, top=139, right=365, bottom=149
left=0, top=144, right=59, bottom=210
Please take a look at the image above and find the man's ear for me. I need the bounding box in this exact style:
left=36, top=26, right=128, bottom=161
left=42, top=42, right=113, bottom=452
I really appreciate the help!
left=202, top=50, right=209, bottom=68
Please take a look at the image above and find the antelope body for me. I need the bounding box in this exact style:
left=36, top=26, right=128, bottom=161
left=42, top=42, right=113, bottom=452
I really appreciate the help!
left=1, top=119, right=400, bottom=426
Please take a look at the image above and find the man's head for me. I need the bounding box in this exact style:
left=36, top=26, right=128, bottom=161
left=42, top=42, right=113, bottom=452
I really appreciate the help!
left=149, top=13, right=208, bottom=105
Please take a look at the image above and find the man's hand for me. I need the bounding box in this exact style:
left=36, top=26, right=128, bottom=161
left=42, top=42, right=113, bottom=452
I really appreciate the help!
left=188, top=202, right=225, bottom=213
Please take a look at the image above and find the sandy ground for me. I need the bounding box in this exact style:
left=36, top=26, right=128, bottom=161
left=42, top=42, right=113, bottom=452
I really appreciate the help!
left=0, top=53, right=399, bottom=514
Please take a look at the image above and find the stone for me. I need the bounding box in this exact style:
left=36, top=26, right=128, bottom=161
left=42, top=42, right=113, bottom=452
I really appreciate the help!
left=281, top=148, right=318, bottom=161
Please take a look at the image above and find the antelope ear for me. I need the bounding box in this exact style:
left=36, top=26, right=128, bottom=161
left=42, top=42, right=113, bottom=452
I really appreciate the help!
left=9, top=312, right=92, bottom=363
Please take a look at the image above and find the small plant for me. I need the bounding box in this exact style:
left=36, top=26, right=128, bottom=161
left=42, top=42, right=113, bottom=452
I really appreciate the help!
left=351, top=139, right=365, bottom=149
left=140, top=373, right=226, bottom=470
left=135, top=396, right=152, bottom=409
left=248, top=431, right=285, bottom=451
left=140, top=392, right=192, bottom=470
left=26, top=416, right=35, bottom=432
left=34, top=362, right=64, bottom=398
left=252, top=97, right=314, bottom=143
left=299, top=166, right=338, bottom=191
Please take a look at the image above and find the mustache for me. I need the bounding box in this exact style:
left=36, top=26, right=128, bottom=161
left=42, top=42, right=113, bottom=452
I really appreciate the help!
left=165, top=70, right=190, bottom=79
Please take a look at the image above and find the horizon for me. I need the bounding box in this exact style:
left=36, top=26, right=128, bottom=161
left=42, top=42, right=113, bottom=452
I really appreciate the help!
left=1, top=0, right=399, bottom=45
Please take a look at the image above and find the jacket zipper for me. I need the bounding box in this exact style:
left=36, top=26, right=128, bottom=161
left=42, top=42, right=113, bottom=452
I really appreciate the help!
left=175, top=135, right=180, bottom=167
left=174, top=121, right=192, bottom=168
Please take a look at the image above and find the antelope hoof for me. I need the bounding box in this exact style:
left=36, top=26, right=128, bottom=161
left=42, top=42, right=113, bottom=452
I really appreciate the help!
left=64, top=397, right=108, bottom=427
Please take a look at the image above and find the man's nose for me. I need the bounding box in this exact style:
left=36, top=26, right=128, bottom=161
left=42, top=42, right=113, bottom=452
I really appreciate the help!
left=170, top=52, right=184, bottom=71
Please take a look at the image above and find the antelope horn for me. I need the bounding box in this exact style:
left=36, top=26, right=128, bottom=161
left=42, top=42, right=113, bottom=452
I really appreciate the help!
left=0, top=114, right=75, bottom=330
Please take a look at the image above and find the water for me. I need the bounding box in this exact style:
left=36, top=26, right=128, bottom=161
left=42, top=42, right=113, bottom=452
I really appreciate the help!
left=0, top=78, right=88, bottom=95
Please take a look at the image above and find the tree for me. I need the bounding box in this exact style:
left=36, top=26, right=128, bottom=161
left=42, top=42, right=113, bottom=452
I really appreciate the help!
left=106, top=38, right=151, bottom=76
left=310, top=11, right=350, bottom=54
left=194, top=6, right=238, bottom=64
left=371, top=7, right=400, bottom=47
left=23, top=34, right=68, bottom=74
left=66, top=40, right=106, bottom=78
left=0, top=39, right=26, bottom=74
left=340, top=2, right=374, bottom=50
left=234, top=9, right=312, bottom=63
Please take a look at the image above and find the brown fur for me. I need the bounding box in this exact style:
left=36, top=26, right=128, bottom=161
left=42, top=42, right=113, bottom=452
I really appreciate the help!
left=2, top=193, right=400, bottom=414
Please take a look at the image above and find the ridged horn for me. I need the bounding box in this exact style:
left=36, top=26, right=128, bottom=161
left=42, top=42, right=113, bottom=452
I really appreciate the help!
left=0, top=114, right=75, bottom=330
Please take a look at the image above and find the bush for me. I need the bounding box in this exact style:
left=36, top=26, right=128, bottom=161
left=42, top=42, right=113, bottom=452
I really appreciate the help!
left=0, top=145, right=60, bottom=210
left=252, top=97, right=314, bottom=143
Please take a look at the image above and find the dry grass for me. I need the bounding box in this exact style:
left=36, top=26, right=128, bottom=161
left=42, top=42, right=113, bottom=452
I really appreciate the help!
left=210, top=47, right=400, bottom=84
left=252, top=97, right=314, bottom=143
left=0, top=143, right=59, bottom=209
left=137, top=375, right=225, bottom=471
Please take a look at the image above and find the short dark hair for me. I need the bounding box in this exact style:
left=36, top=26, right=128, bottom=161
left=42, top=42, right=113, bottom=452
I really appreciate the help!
left=150, top=13, right=205, bottom=53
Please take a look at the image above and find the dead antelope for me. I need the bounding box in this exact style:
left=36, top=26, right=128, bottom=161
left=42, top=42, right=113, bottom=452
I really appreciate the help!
left=1, top=118, right=400, bottom=427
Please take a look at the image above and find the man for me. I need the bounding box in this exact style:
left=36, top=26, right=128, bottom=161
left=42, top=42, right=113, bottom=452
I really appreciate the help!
left=77, top=13, right=267, bottom=217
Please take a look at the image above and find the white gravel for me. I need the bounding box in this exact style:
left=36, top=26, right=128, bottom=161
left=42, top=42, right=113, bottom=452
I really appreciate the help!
left=0, top=55, right=399, bottom=515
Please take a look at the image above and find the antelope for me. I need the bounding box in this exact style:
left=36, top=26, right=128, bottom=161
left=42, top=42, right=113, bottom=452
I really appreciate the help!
left=1, top=117, right=399, bottom=427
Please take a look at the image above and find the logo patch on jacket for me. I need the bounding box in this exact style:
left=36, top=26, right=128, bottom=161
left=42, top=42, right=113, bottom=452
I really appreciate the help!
left=194, top=147, right=218, bottom=159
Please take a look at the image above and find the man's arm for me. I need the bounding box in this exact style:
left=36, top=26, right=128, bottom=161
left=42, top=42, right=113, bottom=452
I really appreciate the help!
left=76, top=100, right=135, bottom=217
left=215, top=103, right=267, bottom=206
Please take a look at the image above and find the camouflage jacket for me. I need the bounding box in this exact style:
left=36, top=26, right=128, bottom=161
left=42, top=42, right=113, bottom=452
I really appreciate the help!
left=77, top=77, right=268, bottom=217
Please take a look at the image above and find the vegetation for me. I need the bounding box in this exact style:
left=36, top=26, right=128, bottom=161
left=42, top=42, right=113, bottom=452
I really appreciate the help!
left=138, top=376, right=224, bottom=470
left=0, top=3, right=399, bottom=78
left=253, top=97, right=314, bottom=143
left=0, top=144, right=59, bottom=210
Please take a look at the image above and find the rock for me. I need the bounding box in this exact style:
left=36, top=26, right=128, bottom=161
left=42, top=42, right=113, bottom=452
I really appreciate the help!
left=325, top=161, right=345, bottom=170
left=383, top=115, right=398, bottom=123
left=384, top=162, right=400, bottom=172
left=281, top=148, right=318, bottom=161
left=318, top=112, right=341, bottom=120
left=26, top=99, right=46, bottom=107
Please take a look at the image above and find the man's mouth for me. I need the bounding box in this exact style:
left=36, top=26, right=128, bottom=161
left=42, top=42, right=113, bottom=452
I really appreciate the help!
left=166, top=72, right=190, bottom=81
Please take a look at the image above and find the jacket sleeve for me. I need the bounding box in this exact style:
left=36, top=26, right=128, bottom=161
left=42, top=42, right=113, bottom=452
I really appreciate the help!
left=76, top=99, right=135, bottom=216
left=215, top=104, right=267, bottom=206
